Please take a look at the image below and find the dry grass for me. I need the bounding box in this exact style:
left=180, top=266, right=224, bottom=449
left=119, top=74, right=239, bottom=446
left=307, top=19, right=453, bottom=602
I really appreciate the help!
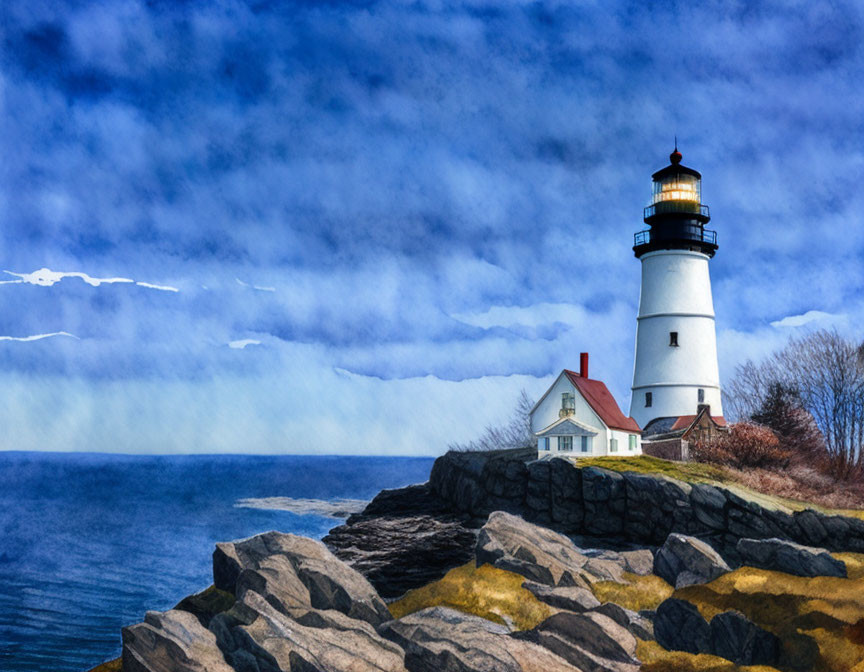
left=637, top=640, right=781, bottom=672
left=576, top=455, right=864, bottom=520
left=722, top=464, right=864, bottom=516
left=591, top=572, right=673, bottom=612
left=388, top=562, right=555, bottom=631
left=672, top=560, right=864, bottom=672
left=87, top=658, right=121, bottom=672
left=584, top=545, right=864, bottom=671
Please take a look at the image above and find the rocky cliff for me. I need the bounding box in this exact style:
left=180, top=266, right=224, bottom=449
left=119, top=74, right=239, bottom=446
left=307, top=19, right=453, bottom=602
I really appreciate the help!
left=428, top=448, right=864, bottom=559
left=100, top=449, right=864, bottom=672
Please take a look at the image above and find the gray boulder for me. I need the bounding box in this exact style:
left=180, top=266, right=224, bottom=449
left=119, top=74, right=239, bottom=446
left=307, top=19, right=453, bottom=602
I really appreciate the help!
left=654, top=598, right=711, bottom=655
left=619, top=549, right=656, bottom=576
left=122, top=610, right=235, bottom=672
left=517, top=611, right=640, bottom=672
left=213, top=588, right=406, bottom=672
left=476, top=511, right=626, bottom=588
left=213, top=530, right=392, bottom=625
left=521, top=581, right=601, bottom=612
left=378, top=606, right=580, bottom=672
left=589, top=602, right=654, bottom=640
left=654, top=533, right=731, bottom=588
left=585, top=548, right=655, bottom=576
left=709, top=610, right=782, bottom=666
left=736, top=537, right=847, bottom=578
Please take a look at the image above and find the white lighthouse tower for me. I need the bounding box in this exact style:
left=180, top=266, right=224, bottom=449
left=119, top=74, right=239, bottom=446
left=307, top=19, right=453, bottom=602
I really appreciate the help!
left=629, top=147, right=722, bottom=430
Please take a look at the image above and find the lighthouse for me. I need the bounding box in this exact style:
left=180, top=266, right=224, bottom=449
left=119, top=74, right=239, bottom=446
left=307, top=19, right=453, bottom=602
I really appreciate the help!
left=629, top=147, right=722, bottom=430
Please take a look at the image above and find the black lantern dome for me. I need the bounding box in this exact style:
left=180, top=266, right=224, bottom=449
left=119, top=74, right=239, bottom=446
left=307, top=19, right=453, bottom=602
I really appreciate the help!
left=633, top=148, right=717, bottom=258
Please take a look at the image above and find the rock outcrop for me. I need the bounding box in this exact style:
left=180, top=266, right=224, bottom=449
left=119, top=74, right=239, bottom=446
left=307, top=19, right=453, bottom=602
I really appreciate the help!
left=736, top=537, right=848, bottom=578
left=429, top=449, right=864, bottom=558
left=521, top=581, right=601, bottom=612
left=121, top=525, right=660, bottom=672
left=324, top=483, right=477, bottom=598
left=654, top=598, right=782, bottom=667
left=124, top=532, right=407, bottom=672
left=653, top=533, right=731, bottom=588
left=476, top=511, right=628, bottom=588
left=211, top=589, right=405, bottom=672
left=654, top=598, right=712, bottom=655
left=709, top=609, right=782, bottom=666
left=515, top=611, right=640, bottom=672
left=213, top=530, right=392, bottom=625
left=122, top=610, right=235, bottom=672
left=588, top=602, right=654, bottom=641
left=378, top=607, right=581, bottom=672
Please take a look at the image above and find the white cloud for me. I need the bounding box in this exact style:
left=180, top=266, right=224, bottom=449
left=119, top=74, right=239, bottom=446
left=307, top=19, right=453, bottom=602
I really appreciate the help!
left=236, top=278, right=276, bottom=292
left=770, top=310, right=841, bottom=328
left=4, top=268, right=133, bottom=287
left=2, top=268, right=180, bottom=293
left=0, top=342, right=544, bottom=455
left=0, top=331, right=79, bottom=342
left=228, top=339, right=262, bottom=349
left=136, top=281, right=179, bottom=292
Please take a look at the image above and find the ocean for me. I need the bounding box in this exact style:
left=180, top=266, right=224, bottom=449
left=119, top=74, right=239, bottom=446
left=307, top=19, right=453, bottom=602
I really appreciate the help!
left=0, top=451, right=435, bottom=672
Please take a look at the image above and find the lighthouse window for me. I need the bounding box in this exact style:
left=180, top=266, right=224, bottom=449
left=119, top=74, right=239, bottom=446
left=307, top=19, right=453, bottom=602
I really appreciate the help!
left=669, top=331, right=679, bottom=347
left=645, top=392, right=653, bottom=407
left=698, top=388, right=705, bottom=403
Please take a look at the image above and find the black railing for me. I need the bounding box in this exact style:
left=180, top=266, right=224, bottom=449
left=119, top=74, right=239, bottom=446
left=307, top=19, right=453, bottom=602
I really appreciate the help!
left=643, top=203, right=710, bottom=220
left=634, top=227, right=717, bottom=247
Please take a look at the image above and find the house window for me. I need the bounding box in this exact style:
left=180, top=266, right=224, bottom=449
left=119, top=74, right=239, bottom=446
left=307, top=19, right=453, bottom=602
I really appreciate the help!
left=645, top=392, right=652, bottom=407
left=559, top=436, right=573, bottom=452
left=581, top=436, right=591, bottom=453
left=561, top=392, right=575, bottom=412
left=698, top=388, right=705, bottom=403
left=543, top=437, right=550, bottom=451
left=669, top=331, right=679, bottom=347
left=629, top=434, right=638, bottom=451
left=610, top=438, right=619, bottom=453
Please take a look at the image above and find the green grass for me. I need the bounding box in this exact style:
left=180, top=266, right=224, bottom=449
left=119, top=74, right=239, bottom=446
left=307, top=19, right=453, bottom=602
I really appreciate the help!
left=577, top=455, right=732, bottom=484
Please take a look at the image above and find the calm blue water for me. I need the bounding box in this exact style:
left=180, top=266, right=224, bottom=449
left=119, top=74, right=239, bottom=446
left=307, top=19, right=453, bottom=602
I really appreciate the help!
left=0, top=452, right=434, bottom=672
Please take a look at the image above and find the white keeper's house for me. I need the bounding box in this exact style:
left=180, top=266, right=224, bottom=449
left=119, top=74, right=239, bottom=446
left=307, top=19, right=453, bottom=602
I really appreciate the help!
left=530, top=353, right=642, bottom=459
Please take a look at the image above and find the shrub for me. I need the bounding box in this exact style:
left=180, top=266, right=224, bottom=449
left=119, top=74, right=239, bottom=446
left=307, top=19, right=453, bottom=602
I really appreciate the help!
left=692, top=422, right=792, bottom=470
left=449, top=390, right=536, bottom=452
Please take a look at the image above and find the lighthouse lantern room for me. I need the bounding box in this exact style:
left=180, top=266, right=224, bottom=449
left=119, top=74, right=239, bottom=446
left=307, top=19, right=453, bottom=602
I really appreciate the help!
left=630, top=148, right=723, bottom=430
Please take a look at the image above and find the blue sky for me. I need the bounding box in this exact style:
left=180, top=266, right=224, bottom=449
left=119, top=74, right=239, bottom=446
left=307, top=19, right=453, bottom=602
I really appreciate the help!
left=1, top=0, right=862, bottom=454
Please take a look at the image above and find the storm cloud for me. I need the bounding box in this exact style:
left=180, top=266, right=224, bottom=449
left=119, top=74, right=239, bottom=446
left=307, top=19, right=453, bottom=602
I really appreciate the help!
left=1, top=0, right=862, bottom=453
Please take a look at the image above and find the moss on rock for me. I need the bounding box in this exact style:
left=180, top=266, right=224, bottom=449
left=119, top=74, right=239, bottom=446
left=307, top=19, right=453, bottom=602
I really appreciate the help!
left=388, top=562, right=555, bottom=631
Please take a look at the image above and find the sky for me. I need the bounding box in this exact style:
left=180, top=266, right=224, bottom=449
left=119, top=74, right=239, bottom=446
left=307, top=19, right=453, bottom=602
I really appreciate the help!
left=0, top=0, right=862, bottom=455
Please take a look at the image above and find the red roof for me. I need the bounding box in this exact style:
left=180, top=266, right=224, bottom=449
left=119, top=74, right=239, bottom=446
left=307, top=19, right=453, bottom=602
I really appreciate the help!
left=671, top=414, right=727, bottom=431
left=563, top=370, right=641, bottom=433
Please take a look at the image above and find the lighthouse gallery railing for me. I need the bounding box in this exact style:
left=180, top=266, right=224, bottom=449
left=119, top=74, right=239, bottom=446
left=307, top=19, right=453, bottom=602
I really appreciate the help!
left=634, top=227, right=717, bottom=247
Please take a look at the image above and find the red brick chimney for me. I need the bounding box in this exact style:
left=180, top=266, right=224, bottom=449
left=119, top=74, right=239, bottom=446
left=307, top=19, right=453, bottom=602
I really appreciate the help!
left=580, top=352, right=589, bottom=378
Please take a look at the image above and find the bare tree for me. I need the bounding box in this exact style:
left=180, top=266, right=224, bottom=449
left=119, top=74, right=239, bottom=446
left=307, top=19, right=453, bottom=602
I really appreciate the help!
left=449, top=389, right=536, bottom=452
left=724, top=330, right=864, bottom=478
